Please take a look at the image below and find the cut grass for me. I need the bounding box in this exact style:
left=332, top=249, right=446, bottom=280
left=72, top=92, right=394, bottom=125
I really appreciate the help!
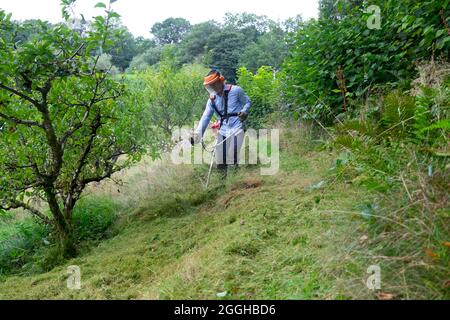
left=0, top=127, right=371, bottom=299
left=0, top=127, right=445, bottom=299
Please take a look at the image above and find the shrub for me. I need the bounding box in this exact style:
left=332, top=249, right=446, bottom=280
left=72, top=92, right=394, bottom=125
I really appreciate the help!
left=137, top=58, right=208, bottom=139
left=237, top=66, right=283, bottom=129
left=72, top=196, right=123, bottom=242
left=0, top=196, right=122, bottom=275
left=283, top=1, right=450, bottom=124
left=0, top=218, right=50, bottom=275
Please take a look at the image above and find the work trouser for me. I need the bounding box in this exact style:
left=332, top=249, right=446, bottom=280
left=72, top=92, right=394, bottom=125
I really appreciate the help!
left=215, top=130, right=245, bottom=176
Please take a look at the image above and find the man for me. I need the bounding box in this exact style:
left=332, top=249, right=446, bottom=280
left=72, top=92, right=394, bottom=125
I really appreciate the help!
left=191, top=68, right=251, bottom=177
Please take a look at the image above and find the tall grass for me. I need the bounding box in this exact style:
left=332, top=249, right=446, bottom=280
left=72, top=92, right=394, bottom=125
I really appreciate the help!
left=0, top=217, right=50, bottom=276
left=327, top=61, right=450, bottom=299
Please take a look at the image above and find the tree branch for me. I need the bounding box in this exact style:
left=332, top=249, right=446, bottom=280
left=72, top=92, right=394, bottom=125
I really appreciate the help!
left=0, top=111, right=43, bottom=128
left=1, top=200, right=51, bottom=225
left=38, top=105, right=64, bottom=177
left=78, top=147, right=130, bottom=190
left=64, top=112, right=102, bottom=211
left=79, top=164, right=121, bottom=186
left=67, top=43, right=85, bottom=61
left=0, top=83, right=41, bottom=108
left=59, top=107, right=91, bottom=147
left=59, top=75, right=103, bottom=148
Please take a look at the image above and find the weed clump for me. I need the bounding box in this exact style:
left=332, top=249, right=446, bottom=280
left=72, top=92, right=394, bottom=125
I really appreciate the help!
left=225, top=241, right=260, bottom=257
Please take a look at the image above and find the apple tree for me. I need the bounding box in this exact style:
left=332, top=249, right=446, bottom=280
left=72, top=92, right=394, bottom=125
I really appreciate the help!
left=0, top=1, right=154, bottom=255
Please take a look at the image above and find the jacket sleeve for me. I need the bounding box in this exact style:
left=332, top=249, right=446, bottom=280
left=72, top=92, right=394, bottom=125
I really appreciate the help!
left=237, top=86, right=251, bottom=114
left=196, top=99, right=214, bottom=137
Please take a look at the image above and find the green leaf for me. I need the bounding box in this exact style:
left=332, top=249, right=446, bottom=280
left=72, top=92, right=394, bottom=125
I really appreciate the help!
left=436, top=37, right=450, bottom=50
left=108, top=12, right=121, bottom=19
left=436, top=29, right=446, bottom=38
left=95, top=2, right=107, bottom=8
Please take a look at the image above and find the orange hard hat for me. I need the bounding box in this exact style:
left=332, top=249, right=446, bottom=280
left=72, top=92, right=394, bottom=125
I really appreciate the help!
left=203, top=70, right=225, bottom=86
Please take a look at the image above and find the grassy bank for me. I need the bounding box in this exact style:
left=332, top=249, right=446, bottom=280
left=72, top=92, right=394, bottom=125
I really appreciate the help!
left=0, top=126, right=447, bottom=299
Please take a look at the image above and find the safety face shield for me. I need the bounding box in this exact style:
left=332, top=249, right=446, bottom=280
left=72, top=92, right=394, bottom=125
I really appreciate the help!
left=205, top=85, right=217, bottom=96
left=204, top=71, right=225, bottom=96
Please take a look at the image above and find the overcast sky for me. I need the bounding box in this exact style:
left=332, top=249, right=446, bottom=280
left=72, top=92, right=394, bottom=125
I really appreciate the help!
left=0, top=0, right=319, bottom=38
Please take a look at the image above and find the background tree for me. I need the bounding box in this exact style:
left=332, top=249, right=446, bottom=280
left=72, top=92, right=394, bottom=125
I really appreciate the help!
left=127, top=45, right=165, bottom=72
left=238, top=27, right=289, bottom=72
left=150, top=17, right=191, bottom=45
left=204, top=30, right=247, bottom=83
left=107, top=26, right=137, bottom=71
left=96, top=53, right=120, bottom=74
left=127, top=13, right=291, bottom=82
left=176, top=21, right=221, bottom=64
left=223, top=13, right=273, bottom=42
left=138, top=56, right=207, bottom=138
left=134, top=36, right=156, bottom=55
left=0, top=1, right=154, bottom=255
left=283, top=15, right=303, bottom=33
left=202, top=13, right=281, bottom=82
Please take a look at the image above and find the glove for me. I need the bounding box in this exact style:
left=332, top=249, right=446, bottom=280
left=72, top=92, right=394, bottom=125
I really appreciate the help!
left=189, top=132, right=201, bottom=145
left=238, top=112, right=248, bottom=122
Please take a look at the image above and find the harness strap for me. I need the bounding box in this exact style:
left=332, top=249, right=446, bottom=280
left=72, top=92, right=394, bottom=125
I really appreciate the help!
left=224, top=85, right=230, bottom=122
left=209, top=97, right=222, bottom=121
left=210, top=84, right=235, bottom=127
